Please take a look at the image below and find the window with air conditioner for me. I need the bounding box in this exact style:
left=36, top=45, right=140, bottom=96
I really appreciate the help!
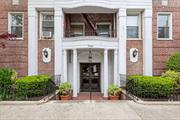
left=9, top=13, right=23, bottom=39
left=158, top=13, right=172, bottom=40
left=40, top=12, right=54, bottom=39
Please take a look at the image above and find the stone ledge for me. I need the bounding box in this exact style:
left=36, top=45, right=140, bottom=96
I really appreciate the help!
left=0, top=90, right=59, bottom=105
left=122, top=89, right=180, bottom=105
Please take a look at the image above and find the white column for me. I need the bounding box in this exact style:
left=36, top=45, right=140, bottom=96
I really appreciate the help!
left=63, top=49, right=67, bottom=82
left=28, top=7, right=38, bottom=75
left=104, top=49, right=108, bottom=97
left=54, top=8, right=63, bottom=75
left=73, top=49, right=78, bottom=97
left=143, top=8, right=153, bottom=76
left=114, top=49, right=118, bottom=85
left=118, top=8, right=127, bottom=86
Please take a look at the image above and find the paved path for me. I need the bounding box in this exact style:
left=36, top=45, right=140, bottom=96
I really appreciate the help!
left=0, top=100, right=180, bottom=120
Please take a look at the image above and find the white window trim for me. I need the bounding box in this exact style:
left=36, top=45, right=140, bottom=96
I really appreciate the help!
left=8, top=12, right=24, bottom=40
left=70, top=23, right=85, bottom=36
left=127, top=14, right=142, bottom=40
left=96, top=22, right=112, bottom=37
left=157, top=12, right=173, bottom=40
left=39, top=12, right=54, bottom=40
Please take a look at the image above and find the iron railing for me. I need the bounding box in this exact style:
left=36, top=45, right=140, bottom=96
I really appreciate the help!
left=119, top=74, right=180, bottom=101
left=0, top=75, right=61, bottom=101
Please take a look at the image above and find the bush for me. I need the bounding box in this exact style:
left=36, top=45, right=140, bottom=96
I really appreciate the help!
left=59, top=82, right=72, bottom=96
left=0, top=68, right=17, bottom=100
left=162, top=70, right=180, bottom=90
left=16, top=75, right=56, bottom=97
left=108, top=84, right=122, bottom=96
left=166, top=52, right=180, bottom=72
left=127, top=75, right=174, bottom=98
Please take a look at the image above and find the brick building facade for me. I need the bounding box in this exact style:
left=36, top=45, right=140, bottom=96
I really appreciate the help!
left=0, top=0, right=179, bottom=97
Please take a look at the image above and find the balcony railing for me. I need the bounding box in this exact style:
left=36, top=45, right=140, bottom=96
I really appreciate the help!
left=65, top=30, right=117, bottom=38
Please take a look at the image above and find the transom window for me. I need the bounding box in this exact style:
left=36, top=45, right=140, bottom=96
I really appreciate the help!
left=96, top=23, right=111, bottom=37
left=9, top=13, right=23, bottom=39
left=127, top=16, right=139, bottom=39
left=158, top=13, right=172, bottom=39
left=40, top=12, right=54, bottom=39
left=70, top=23, right=85, bottom=37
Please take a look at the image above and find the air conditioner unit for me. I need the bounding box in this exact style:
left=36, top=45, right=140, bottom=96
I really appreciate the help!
left=161, top=0, right=168, bottom=6
left=42, top=31, right=52, bottom=38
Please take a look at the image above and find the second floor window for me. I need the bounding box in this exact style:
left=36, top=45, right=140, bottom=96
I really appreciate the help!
left=70, top=23, right=85, bottom=37
left=9, top=13, right=23, bottom=39
left=96, top=23, right=111, bottom=37
left=127, top=16, right=139, bottom=39
left=40, top=13, right=54, bottom=39
left=158, top=13, right=172, bottom=39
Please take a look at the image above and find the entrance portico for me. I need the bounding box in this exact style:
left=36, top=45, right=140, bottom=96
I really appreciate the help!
left=62, top=48, right=118, bottom=97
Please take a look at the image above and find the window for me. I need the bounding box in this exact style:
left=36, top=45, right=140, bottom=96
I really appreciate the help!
left=70, top=23, right=85, bottom=37
left=9, top=13, right=23, bottom=39
left=158, top=13, right=172, bottom=39
left=40, top=13, right=54, bottom=39
left=96, top=23, right=111, bottom=37
left=127, top=16, right=139, bottom=39
left=12, top=0, right=20, bottom=5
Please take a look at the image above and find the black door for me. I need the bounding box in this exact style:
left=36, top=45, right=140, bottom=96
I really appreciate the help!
left=80, top=63, right=100, bottom=92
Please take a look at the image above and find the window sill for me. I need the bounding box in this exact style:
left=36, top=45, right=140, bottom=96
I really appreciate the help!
left=39, top=39, right=54, bottom=41
left=157, top=38, right=173, bottom=41
left=127, top=38, right=142, bottom=41
left=10, top=38, right=23, bottom=41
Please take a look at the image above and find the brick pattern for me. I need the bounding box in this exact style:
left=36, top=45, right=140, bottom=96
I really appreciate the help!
left=127, top=40, right=143, bottom=75
left=152, top=0, right=180, bottom=75
left=65, top=14, right=116, bottom=37
left=38, top=40, right=54, bottom=75
left=0, top=0, right=28, bottom=77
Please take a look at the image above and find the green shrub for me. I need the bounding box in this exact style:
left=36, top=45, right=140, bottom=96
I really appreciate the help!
left=162, top=70, right=180, bottom=90
left=0, top=68, right=17, bottom=100
left=166, top=52, right=180, bottom=72
left=59, top=82, right=72, bottom=96
left=15, top=75, right=56, bottom=97
left=127, top=75, right=174, bottom=98
left=108, top=84, right=122, bottom=96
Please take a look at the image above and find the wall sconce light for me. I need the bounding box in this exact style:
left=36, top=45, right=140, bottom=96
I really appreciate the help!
left=42, top=48, right=51, bottom=63
left=130, top=48, right=138, bottom=63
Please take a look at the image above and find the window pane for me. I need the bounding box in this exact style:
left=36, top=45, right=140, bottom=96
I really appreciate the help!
left=97, top=24, right=110, bottom=37
left=41, top=14, right=54, bottom=39
left=158, top=14, right=169, bottom=27
left=127, top=16, right=138, bottom=26
left=71, top=24, right=84, bottom=37
left=43, top=15, right=54, bottom=21
left=11, top=26, right=22, bottom=37
left=158, top=27, right=169, bottom=38
left=11, top=14, right=23, bottom=26
left=127, top=26, right=138, bottom=38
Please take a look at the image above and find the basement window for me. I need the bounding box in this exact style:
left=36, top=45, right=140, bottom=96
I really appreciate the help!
left=8, top=13, right=23, bottom=39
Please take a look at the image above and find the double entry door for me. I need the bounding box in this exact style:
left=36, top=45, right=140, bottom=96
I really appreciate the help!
left=80, top=63, right=100, bottom=92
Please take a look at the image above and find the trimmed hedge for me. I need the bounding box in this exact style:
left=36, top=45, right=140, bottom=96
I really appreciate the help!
left=15, top=75, right=56, bottom=97
left=166, top=52, right=180, bottom=72
left=162, top=70, right=180, bottom=90
left=127, top=75, right=174, bottom=98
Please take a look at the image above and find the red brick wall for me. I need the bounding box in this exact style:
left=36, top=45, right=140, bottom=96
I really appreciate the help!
left=38, top=40, right=54, bottom=75
left=65, top=14, right=116, bottom=37
left=127, top=41, right=143, bottom=75
left=152, top=0, right=180, bottom=75
left=0, top=0, right=28, bottom=77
